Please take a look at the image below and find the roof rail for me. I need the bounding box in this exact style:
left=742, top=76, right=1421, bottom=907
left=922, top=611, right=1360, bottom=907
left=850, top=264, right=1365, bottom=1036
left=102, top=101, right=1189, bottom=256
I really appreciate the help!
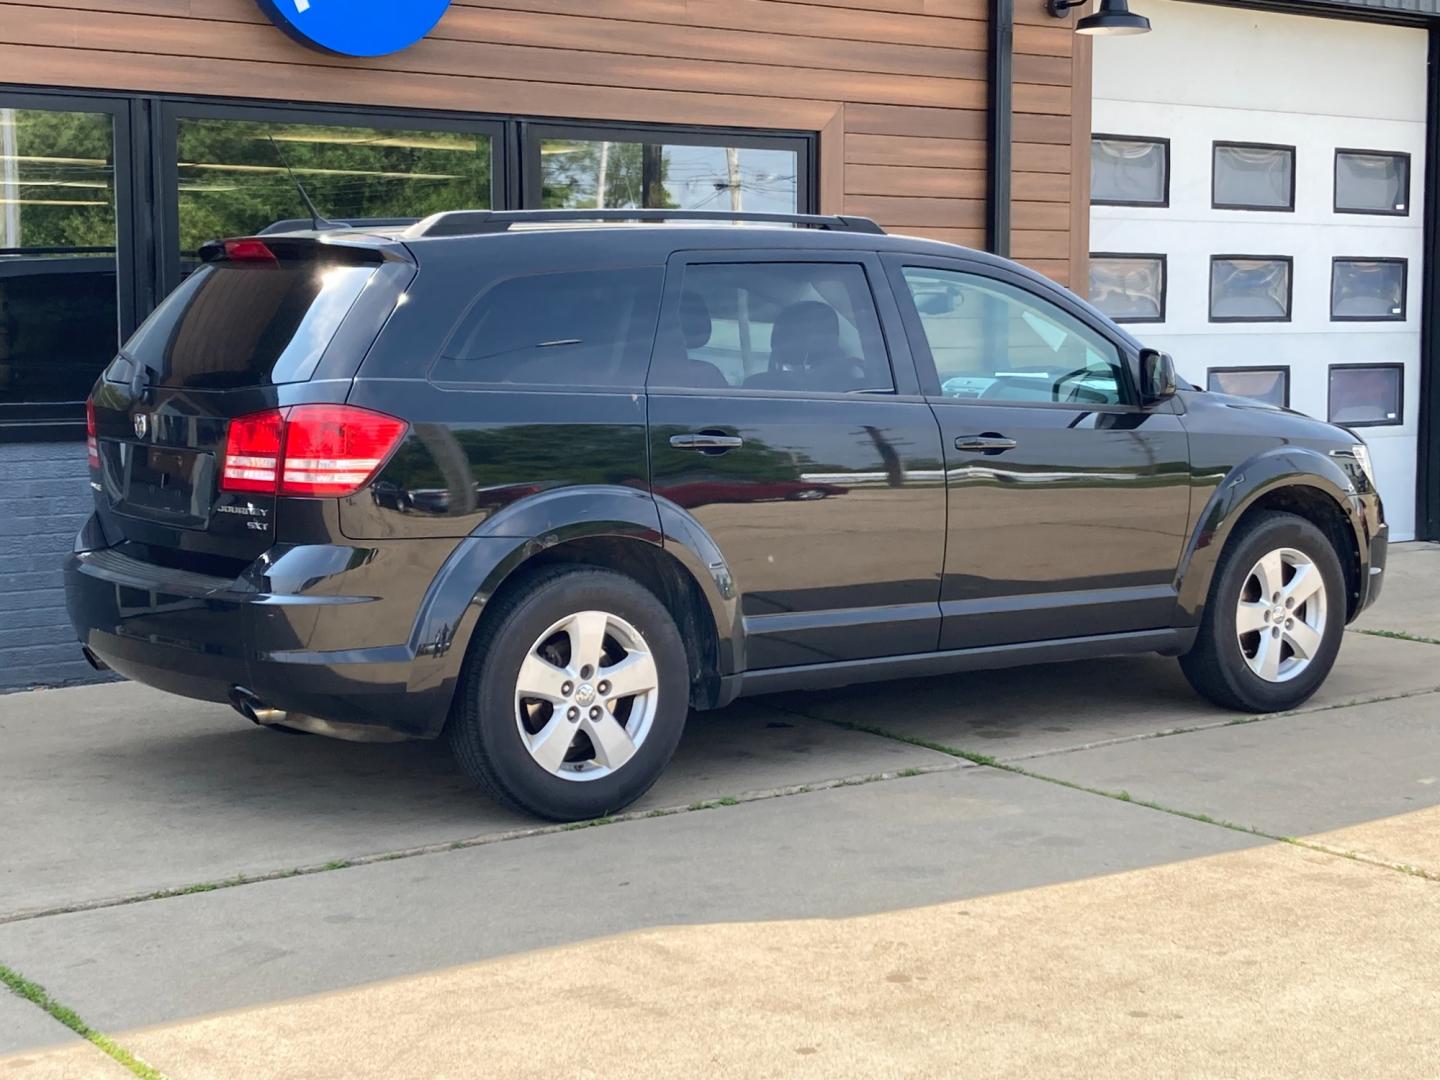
left=258, top=217, right=419, bottom=235
left=403, top=209, right=886, bottom=238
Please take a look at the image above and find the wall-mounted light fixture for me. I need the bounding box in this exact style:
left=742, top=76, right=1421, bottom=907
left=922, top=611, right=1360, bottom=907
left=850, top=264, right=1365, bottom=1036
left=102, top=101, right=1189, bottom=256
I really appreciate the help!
left=1047, top=0, right=1151, bottom=35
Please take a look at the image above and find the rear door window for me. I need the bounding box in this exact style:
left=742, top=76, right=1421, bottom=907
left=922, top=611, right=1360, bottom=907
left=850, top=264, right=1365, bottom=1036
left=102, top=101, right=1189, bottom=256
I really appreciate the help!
left=431, top=267, right=662, bottom=389
left=119, top=260, right=377, bottom=389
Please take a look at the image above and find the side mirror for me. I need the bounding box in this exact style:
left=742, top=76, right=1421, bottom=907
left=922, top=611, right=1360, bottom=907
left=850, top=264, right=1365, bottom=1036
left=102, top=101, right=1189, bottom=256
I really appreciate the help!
left=1139, top=348, right=1177, bottom=404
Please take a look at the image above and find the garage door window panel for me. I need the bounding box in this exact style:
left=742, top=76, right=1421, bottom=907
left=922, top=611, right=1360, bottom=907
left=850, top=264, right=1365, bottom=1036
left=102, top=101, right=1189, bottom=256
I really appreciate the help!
left=1088, top=254, right=1165, bottom=323
left=1207, top=367, right=1289, bottom=408
left=1091, top=136, right=1169, bottom=207
left=1210, top=256, right=1293, bottom=323
left=1335, top=150, right=1410, bottom=216
left=1329, top=364, right=1403, bottom=428
left=1331, top=258, right=1407, bottom=322
left=1213, top=143, right=1295, bottom=212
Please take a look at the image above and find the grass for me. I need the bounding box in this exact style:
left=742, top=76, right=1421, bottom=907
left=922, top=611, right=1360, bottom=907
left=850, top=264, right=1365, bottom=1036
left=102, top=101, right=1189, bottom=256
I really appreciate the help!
left=0, top=964, right=167, bottom=1080
left=1356, top=628, right=1440, bottom=647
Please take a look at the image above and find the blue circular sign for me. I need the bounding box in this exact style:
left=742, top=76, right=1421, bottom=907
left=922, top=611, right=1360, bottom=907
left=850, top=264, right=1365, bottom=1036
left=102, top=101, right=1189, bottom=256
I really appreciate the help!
left=256, top=0, right=451, bottom=57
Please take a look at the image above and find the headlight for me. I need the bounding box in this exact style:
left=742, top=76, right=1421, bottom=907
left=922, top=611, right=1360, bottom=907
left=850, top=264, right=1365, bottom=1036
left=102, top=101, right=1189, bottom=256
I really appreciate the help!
left=1351, top=443, right=1377, bottom=491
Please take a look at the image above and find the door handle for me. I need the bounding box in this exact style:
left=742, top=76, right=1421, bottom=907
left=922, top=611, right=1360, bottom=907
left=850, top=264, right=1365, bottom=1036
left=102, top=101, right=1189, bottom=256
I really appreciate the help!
left=670, top=432, right=744, bottom=454
left=954, top=433, right=1017, bottom=455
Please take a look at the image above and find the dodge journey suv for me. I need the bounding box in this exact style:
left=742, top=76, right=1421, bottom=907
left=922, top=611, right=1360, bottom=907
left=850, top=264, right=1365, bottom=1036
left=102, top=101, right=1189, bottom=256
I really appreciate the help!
left=67, top=209, right=1387, bottom=820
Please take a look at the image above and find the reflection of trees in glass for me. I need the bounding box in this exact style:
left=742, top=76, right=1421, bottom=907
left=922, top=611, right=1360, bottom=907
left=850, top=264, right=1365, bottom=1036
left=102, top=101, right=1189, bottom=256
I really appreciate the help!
left=176, top=120, right=492, bottom=253
left=0, top=109, right=115, bottom=251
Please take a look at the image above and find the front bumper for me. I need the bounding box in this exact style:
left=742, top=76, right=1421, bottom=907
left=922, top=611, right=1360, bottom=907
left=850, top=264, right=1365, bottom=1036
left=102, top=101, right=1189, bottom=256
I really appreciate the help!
left=64, top=528, right=470, bottom=737
left=1358, top=521, right=1388, bottom=614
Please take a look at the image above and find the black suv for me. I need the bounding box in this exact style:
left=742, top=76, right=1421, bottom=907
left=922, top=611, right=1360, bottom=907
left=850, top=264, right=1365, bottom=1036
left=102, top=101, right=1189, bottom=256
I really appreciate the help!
left=67, top=210, right=1387, bottom=820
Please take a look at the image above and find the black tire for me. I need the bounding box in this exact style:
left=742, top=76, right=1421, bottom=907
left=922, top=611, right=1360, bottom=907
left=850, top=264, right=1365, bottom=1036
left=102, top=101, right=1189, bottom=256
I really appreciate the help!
left=446, top=565, right=690, bottom=821
left=1179, top=511, right=1347, bottom=713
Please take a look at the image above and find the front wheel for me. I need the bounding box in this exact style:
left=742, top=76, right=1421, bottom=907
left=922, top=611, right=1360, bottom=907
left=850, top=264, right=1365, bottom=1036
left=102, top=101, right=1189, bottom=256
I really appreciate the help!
left=1179, top=511, right=1347, bottom=713
left=447, top=566, right=690, bottom=821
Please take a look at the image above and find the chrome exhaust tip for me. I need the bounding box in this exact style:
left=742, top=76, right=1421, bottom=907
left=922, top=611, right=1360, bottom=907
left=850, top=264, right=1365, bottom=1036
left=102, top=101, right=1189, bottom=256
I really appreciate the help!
left=81, top=646, right=109, bottom=672
left=227, top=685, right=408, bottom=742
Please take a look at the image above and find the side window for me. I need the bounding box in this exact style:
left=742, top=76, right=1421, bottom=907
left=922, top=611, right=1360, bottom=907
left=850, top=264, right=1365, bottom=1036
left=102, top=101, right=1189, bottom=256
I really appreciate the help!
left=653, top=262, right=893, bottom=393
left=901, top=267, right=1129, bottom=406
left=432, top=267, right=661, bottom=388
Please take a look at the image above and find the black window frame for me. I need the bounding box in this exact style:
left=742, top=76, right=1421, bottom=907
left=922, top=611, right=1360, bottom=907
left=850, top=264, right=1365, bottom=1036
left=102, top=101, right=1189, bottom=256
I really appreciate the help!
left=1208, top=254, right=1295, bottom=324
left=1328, top=362, right=1406, bottom=428
left=1207, top=366, right=1292, bottom=408
left=1330, top=256, right=1409, bottom=323
left=0, top=88, right=141, bottom=441
left=1334, top=148, right=1412, bottom=217
left=0, top=85, right=820, bottom=440
left=1088, top=251, right=1167, bottom=324
left=520, top=120, right=816, bottom=217
left=1090, top=133, right=1171, bottom=209
left=1211, top=141, right=1297, bottom=213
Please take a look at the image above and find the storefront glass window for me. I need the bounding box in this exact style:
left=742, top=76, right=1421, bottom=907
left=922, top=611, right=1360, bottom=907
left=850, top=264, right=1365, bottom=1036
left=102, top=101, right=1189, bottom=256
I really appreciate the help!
left=0, top=106, right=118, bottom=409
left=538, top=138, right=799, bottom=213
left=175, top=117, right=493, bottom=257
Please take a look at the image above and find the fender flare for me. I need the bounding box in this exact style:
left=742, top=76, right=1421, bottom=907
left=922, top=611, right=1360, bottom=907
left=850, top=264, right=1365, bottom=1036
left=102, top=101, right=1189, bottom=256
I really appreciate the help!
left=1174, top=446, right=1365, bottom=621
left=403, top=485, right=741, bottom=728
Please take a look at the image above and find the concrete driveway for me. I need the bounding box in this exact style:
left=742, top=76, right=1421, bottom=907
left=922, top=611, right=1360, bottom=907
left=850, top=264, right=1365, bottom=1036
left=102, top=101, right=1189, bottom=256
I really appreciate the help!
left=1, top=543, right=1437, bottom=1079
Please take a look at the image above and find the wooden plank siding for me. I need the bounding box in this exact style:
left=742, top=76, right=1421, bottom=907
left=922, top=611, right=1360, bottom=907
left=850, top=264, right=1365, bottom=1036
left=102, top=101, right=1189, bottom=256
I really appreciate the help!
left=0, top=0, right=1087, bottom=284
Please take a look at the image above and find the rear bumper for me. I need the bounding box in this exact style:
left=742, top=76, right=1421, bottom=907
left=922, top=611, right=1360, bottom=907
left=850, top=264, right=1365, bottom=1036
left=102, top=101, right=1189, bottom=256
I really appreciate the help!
left=64, top=526, right=474, bottom=737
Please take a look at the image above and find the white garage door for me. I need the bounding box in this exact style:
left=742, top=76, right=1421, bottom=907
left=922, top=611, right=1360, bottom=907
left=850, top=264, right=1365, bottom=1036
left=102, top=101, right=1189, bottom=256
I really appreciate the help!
left=1089, top=0, right=1426, bottom=539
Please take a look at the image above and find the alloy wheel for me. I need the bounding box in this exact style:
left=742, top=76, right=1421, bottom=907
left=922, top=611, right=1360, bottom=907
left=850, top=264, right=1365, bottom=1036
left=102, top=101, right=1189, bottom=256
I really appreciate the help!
left=1235, top=547, right=1328, bottom=684
left=514, top=610, right=660, bottom=781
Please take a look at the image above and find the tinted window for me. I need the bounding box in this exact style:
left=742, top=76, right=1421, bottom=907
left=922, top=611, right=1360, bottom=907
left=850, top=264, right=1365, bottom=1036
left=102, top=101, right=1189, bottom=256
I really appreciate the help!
left=434, top=267, right=662, bottom=389
left=1213, top=144, right=1294, bottom=211
left=1210, top=257, right=1291, bottom=321
left=0, top=105, right=119, bottom=411
left=1091, top=137, right=1167, bottom=206
left=121, top=260, right=376, bottom=388
left=1089, top=255, right=1165, bottom=322
left=653, top=262, right=891, bottom=393
left=1335, top=151, right=1409, bottom=215
left=1331, top=259, right=1406, bottom=321
left=902, top=267, right=1128, bottom=406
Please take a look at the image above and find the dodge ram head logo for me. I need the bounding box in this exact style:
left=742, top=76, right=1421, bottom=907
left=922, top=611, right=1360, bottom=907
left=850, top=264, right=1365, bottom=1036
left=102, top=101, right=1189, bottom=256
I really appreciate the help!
left=133, top=413, right=149, bottom=440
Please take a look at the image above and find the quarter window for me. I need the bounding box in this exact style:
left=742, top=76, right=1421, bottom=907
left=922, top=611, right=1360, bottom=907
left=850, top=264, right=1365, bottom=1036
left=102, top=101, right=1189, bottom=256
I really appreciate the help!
left=1090, top=136, right=1168, bottom=207
left=1210, top=257, right=1292, bottom=322
left=433, top=267, right=663, bottom=389
left=1088, top=254, right=1165, bottom=323
left=901, top=267, right=1128, bottom=406
left=1335, top=150, right=1410, bottom=215
left=1331, top=258, right=1406, bottom=321
left=1213, top=143, right=1295, bottom=211
left=653, top=262, right=892, bottom=394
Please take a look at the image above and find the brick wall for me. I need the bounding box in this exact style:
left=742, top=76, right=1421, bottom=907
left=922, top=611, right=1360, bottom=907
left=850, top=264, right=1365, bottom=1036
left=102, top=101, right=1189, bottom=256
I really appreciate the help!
left=0, top=442, right=95, bottom=689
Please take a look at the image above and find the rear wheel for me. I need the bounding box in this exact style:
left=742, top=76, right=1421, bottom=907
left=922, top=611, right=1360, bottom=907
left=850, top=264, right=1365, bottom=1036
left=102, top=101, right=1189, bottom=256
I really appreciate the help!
left=447, top=566, right=690, bottom=821
left=1179, top=511, right=1346, bottom=713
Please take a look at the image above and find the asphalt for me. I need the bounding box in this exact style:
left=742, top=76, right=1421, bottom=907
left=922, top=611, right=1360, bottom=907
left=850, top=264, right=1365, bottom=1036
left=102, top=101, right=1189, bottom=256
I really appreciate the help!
left=0, top=542, right=1436, bottom=1078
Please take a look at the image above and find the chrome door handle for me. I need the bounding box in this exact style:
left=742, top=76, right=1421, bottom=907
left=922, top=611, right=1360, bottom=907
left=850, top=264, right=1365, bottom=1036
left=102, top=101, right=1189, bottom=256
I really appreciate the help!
left=954, top=434, right=1017, bottom=454
left=670, top=432, right=744, bottom=453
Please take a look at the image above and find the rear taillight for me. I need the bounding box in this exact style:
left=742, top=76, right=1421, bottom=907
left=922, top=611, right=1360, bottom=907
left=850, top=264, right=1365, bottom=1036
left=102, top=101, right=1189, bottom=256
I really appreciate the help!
left=221, top=410, right=285, bottom=493
left=220, top=405, right=406, bottom=499
left=85, top=400, right=99, bottom=469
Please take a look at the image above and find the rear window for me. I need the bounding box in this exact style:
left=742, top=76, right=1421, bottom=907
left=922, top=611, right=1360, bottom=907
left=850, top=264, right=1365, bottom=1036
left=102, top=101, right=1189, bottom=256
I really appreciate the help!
left=117, top=260, right=377, bottom=389
left=431, top=267, right=662, bottom=389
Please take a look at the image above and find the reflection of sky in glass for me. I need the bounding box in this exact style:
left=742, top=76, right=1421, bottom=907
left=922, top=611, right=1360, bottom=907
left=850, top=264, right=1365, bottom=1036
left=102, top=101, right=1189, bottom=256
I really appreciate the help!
left=270, top=265, right=375, bottom=382
left=541, top=140, right=798, bottom=213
